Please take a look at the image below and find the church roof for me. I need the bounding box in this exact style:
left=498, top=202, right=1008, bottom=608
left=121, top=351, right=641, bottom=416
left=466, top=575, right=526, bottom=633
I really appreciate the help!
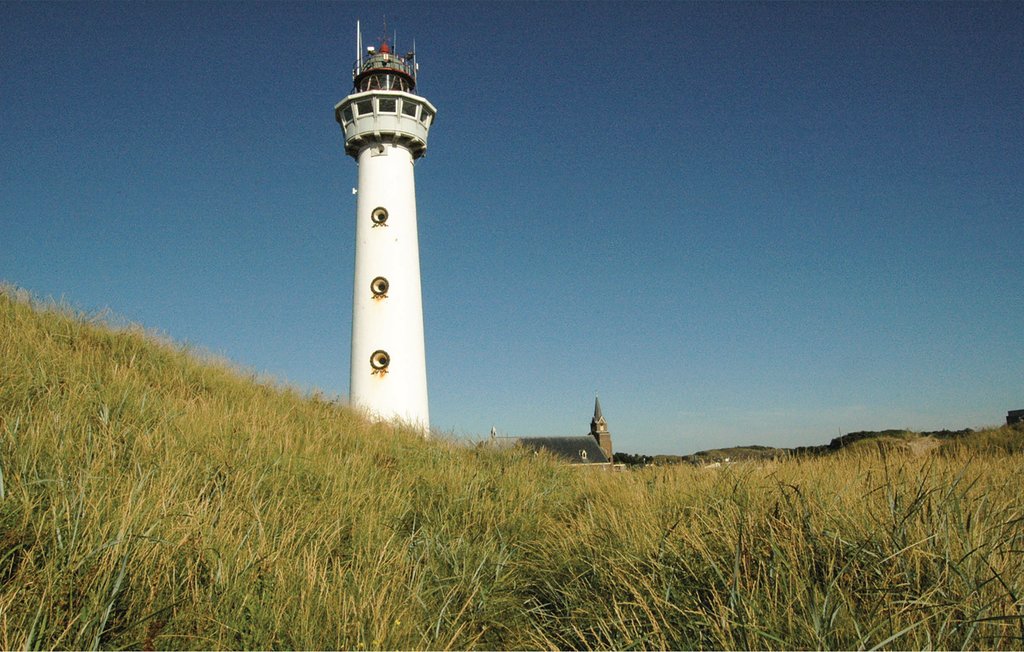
left=513, top=436, right=610, bottom=464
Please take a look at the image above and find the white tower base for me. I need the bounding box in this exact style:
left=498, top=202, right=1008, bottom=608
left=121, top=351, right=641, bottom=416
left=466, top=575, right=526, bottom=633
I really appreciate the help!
left=349, top=142, right=430, bottom=431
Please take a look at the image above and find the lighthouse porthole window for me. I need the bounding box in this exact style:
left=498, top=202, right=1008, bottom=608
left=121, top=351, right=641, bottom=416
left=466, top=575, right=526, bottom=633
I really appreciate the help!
left=371, top=206, right=389, bottom=225
left=371, top=276, right=389, bottom=297
left=370, top=350, right=391, bottom=372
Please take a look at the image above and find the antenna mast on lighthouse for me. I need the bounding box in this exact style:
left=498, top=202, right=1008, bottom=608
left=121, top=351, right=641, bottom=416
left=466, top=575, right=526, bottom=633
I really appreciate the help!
left=355, top=20, right=362, bottom=68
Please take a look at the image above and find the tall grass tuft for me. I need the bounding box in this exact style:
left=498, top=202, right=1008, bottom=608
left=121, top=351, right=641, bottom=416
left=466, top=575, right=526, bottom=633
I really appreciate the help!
left=2, top=284, right=1023, bottom=649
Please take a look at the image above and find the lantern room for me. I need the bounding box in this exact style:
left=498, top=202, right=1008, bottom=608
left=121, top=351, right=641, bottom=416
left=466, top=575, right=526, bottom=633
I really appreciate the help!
left=353, top=40, right=417, bottom=93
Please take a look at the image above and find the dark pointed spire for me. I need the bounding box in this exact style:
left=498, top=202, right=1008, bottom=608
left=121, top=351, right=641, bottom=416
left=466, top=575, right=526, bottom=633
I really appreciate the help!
left=591, top=394, right=607, bottom=433
left=590, top=394, right=612, bottom=461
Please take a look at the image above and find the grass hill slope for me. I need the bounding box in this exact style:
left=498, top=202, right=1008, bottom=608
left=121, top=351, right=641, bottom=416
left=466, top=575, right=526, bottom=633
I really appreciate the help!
left=2, top=285, right=1024, bottom=650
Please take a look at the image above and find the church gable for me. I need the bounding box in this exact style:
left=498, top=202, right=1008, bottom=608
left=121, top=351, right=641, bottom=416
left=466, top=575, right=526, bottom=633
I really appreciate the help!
left=516, top=436, right=610, bottom=464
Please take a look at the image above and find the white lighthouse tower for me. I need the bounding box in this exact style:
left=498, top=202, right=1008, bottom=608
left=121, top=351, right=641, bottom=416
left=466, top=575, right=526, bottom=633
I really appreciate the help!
left=335, top=23, right=436, bottom=431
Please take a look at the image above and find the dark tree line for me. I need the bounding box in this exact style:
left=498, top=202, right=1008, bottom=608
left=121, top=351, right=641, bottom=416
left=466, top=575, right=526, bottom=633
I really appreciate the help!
left=617, top=428, right=979, bottom=465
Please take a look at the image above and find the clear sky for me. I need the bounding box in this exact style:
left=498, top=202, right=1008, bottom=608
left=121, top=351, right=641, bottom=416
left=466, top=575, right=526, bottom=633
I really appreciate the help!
left=2, top=1, right=1022, bottom=455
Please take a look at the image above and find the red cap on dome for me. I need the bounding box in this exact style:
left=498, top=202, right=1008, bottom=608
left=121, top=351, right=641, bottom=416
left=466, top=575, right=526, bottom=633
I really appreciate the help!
left=379, top=41, right=390, bottom=54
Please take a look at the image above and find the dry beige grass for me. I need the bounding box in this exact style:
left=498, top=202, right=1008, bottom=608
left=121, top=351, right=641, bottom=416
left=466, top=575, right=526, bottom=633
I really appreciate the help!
left=2, top=284, right=1023, bottom=649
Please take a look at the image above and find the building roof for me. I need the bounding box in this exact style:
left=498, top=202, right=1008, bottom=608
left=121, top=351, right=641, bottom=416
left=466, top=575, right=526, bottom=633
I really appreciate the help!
left=512, top=435, right=611, bottom=464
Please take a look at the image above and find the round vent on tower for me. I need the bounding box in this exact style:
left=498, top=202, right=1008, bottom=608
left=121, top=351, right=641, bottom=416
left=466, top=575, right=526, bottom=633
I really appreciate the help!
left=370, top=350, right=391, bottom=371
left=371, top=276, right=389, bottom=297
left=371, top=207, right=389, bottom=225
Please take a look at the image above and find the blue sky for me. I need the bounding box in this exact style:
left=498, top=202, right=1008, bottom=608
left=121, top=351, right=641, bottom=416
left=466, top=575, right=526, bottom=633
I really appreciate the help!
left=2, top=1, right=1022, bottom=454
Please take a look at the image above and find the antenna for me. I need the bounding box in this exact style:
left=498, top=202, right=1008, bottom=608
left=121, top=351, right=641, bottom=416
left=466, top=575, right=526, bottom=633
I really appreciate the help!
left=356, top=20, right=362, bottom=67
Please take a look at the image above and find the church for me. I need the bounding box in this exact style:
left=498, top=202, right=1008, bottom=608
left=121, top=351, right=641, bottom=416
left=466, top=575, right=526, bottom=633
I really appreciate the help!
left=489, top=398, right=614, bottom=466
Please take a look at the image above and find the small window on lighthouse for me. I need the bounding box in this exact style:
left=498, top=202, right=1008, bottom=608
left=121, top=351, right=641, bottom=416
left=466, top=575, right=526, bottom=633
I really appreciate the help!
left=378, top=98, right=397, bottom=113
left=370, top=276, right=389, bottom=297
left=370, top=350, right=391, bottom=372
left=371, top=207, right=389, bottom=225
left=401, top=101, right=418, bottom=118
left=355, top=99, right=373, bottom=116
left=419, top=109, right=432, bottom=125
left=342, top=106, right=353, bottom=124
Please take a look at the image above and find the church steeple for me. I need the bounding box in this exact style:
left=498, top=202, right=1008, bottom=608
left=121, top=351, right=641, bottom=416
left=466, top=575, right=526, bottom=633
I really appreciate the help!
left=591, top=396, right=606, bottom=430
left=590, top=395, right=612, bottom=461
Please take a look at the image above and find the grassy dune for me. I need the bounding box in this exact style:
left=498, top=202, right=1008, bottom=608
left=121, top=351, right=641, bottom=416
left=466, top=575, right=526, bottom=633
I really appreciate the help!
left=2, top=285, right=1023, bottom=649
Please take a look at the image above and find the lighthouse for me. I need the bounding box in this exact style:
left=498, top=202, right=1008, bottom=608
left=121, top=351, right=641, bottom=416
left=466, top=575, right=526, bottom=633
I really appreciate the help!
left=334, top=23, right=436, bottom=431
